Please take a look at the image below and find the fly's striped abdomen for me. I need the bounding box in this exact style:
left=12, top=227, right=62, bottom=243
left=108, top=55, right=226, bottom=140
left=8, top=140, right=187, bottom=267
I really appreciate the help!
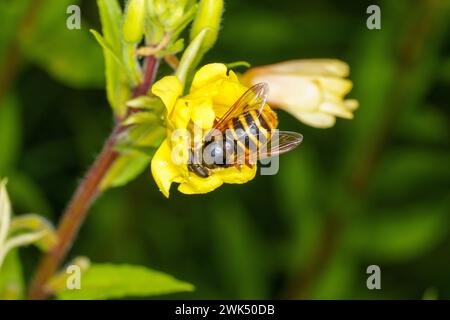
left=222, top=107, right=278, bottom=166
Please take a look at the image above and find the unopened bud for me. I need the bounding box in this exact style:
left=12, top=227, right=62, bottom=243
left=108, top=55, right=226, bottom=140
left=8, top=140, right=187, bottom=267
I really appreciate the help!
left=190, top=0, right=223, bottom=53
left=122, top=0, right=146, bottom=44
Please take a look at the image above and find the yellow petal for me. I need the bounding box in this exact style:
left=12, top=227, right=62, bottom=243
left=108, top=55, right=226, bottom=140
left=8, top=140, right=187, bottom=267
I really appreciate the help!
left=178, top=174, right=223, bottom=194
left=190, top=63, right=228, bottom=92
left=184, top=81, right=221, bottom=104
left=151, top=139, right=182, bottom=197
left=190, top=98, right=216, bottom=129
left=168, top=133, right=191, bottom=168
left=227, top=70, right=240, bottom=83
left=172, top=99, right=191, bottom=129
left=212, top=79, right=247, bottom=114
left=295, top=111, right=336, bottom=129
left=151, top=76, right=183, bottom=114
left=214, top=165, right=257, bottom=184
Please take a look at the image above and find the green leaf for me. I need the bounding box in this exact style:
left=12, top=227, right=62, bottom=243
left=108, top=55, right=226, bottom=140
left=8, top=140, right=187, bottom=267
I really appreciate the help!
left=97, top=0, right=122, bottom=50
left=90, top=29, right=123, bottom=68
left=130, top=125, right=166, bottom=148
left=19, top=0, right=104, bottom=88
left=113, top=145, right=155, bottom=155
left=92, top=27, right=141, bottom=87
left=97, top=0, right=131, bottom=117
left=110, top=121, right=164, bottom=173
left=0, top=250, right=24, bottom=300
left=56, top=264, right=194, bottom=300
left=122, top=112, right=159, bottom=126
left=126, top=95, right=163, bottom=108
left=100, top=151, right=151, bottom=191
left=122, top=42, right=142, bottom=86
left=117, top=123, right=166, bottom=149
left=9, top=214, right=57, bottom=252
left=157, top=38, right=185, bottom=58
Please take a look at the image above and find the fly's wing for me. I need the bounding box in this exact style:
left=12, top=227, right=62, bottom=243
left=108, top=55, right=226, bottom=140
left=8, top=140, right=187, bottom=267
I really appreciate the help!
left=250, top=131, right=303, bottom=162
left=211, top=83, right=269, bottom=134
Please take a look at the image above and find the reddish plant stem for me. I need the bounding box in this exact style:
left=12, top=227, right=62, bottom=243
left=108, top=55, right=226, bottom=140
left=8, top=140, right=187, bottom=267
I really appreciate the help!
left=28, top=56, right=159, bottom=300
left=132, top=56, right=159, bottom=98
left=27, top=130, right=120, bottom=299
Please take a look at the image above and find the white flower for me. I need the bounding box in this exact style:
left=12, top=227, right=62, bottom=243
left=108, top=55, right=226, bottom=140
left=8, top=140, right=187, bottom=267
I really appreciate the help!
left=242, top=59, right=358, bottom=128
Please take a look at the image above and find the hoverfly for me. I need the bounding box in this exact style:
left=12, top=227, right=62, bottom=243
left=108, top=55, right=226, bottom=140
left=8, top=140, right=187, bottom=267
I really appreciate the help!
left=188, top=83, right=303, bottom=178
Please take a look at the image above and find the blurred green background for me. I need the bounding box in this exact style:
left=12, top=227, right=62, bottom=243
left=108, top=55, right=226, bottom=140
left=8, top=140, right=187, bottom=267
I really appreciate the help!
left=1, top=0, right=449, bottom=299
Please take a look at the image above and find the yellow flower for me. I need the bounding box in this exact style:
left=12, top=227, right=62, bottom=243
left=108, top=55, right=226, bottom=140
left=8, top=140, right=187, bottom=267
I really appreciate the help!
left=151, top=63, right=260, bottom=197
left=241, top=59, right=358, bottom=128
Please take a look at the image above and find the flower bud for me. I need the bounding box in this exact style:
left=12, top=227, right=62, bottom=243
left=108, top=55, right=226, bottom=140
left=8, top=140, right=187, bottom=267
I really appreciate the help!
left=148, top=0, right=190, bottom=29
left=122, top=0, right=146, bottom=44
left=146, top=0, right=196, bottom=44
left=190, top=0, right=223, bottom=53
